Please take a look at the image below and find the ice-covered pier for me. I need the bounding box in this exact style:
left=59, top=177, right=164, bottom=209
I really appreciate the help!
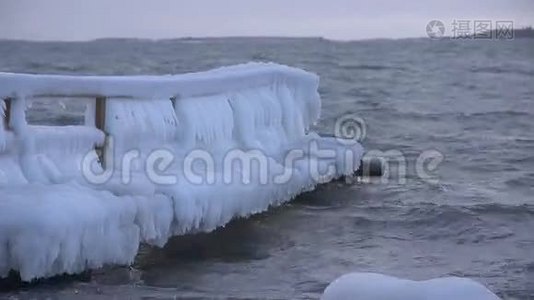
left=0, top=63, right=363, bottom=281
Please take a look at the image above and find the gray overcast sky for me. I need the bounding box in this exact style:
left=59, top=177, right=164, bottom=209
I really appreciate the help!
left=0, top=0, right=532, bottom=41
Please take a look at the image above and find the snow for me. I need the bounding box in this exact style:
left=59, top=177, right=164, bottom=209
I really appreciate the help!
left=0, top=63, right=364, bottom=281
left=321, top=273, right=501, bottom=300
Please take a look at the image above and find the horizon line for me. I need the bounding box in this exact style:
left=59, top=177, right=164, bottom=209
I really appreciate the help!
left=0, top=35, right=436, bottom=43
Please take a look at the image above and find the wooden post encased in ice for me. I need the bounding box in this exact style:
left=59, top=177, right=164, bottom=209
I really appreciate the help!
left=95, top=96, right=107, bottom=167
left=2, top=98, right=11, bottom=130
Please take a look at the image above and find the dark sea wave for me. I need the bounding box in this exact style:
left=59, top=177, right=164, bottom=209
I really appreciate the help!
left=470, top=65, right=534, bottom=77
left=337, top=63, right=408, bottom=72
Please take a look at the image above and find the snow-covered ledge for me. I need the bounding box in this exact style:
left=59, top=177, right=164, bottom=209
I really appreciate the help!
left=0, top=63, right=318, bottom=100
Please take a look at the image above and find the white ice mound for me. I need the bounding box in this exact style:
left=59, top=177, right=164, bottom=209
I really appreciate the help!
left=321, top=273, right=501, bottom=300
left=0, top=63, right=364, bottom=280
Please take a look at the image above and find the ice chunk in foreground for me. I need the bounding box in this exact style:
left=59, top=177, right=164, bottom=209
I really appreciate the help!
left=321, top=273, right=501, bottom=300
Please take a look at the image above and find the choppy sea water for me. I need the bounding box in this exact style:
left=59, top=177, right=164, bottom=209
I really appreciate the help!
left=0, top=37, right=533, bottom=299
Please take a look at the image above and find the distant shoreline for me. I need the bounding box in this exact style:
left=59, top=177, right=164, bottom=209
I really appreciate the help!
left=475, top=27, right=534, bottom=39
left=1, top=28, right=533, bottom=43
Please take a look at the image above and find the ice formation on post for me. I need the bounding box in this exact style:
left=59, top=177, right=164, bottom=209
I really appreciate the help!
left=0, top=99, right=6, bottom=152
left=321, top=273, right=501, bottom=300
left=0, top=63, right=363, bottom=281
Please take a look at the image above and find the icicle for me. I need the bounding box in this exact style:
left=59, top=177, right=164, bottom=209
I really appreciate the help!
left=175, top=95, right=234, bottom=150
left=276, top=83, right=306, bottom=140
left=84, top=99, right=96, bottom=127
left=104, top=97, right=179, bottom=171
left=9, top=96, right=28, bottom=135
